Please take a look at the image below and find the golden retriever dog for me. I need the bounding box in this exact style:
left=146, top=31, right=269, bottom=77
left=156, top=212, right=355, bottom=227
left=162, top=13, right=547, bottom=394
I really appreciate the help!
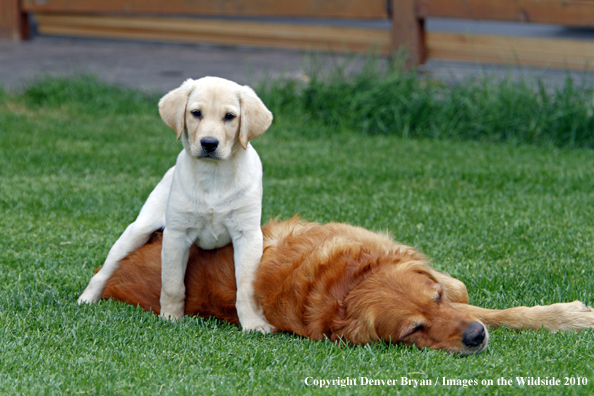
left=99, top=217, right=594, bottom=354
left=79, top=77, right=273, bottom=333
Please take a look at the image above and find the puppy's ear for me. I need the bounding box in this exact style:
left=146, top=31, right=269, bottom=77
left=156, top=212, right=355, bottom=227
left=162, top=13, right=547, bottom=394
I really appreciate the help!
left=238, top=86, right=273, bottom=150
left=158, top=79, right=195, bottom=140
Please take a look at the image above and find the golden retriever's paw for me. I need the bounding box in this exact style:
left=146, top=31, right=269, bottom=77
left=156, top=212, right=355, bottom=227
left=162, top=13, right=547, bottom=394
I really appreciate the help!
left=559, top=300, right=593, bottom=313
left=546, top=301, right=594, bottom=332
left=568, top=300, right=593, bottom=312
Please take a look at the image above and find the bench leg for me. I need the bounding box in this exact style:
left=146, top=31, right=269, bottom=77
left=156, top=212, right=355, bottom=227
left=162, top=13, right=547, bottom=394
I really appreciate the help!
left=390, top=0, right=425, bottom=68
left=0, top=0, right=29, bottom=40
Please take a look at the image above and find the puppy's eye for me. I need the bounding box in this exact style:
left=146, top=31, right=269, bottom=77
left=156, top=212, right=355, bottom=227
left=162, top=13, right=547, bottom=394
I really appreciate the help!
left=191, top=110, right=202, bottom=118
left=224, top=113, right=236, bottom=121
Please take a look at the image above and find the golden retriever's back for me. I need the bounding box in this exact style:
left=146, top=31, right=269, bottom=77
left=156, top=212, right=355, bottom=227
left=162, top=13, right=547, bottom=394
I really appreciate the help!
left=256, top=217, right=430, bottom=341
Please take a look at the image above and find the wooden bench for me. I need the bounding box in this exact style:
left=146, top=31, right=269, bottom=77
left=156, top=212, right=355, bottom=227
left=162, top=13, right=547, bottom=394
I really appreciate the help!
left=2, top=0, right=594, bottom=69
left=1, top=0, right=392, bottom=55
left=394, top=0, right=594, bottom=69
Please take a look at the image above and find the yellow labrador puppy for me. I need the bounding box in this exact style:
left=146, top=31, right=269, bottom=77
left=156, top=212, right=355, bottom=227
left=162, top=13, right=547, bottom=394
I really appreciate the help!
left=78, top=77, right=274, bottom=333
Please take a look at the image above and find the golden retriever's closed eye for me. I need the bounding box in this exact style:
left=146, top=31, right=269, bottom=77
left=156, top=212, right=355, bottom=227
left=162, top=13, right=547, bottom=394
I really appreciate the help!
left=100, top=217, right=594, bottom=354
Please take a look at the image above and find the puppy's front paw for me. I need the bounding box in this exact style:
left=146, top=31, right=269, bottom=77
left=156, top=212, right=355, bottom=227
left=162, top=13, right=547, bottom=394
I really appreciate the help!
left=159, top=293, right=185, bottom=321
left=77, top=287, right=101, bottom=304
left=159, top=309, right=184, bottom=322
left=236, top=297, right=273, bottom=333
left=242, top=320, right=274, bottom=334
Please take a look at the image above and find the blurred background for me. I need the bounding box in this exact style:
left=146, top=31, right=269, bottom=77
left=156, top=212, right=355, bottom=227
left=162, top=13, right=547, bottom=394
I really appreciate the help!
left=2, top=0, right=594, bottom=92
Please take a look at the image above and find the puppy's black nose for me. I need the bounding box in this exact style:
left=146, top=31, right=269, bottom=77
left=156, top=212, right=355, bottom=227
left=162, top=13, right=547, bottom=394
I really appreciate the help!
left=200, top=137, right=219, bottom=153
left=462, top=322, right=485, bottom=347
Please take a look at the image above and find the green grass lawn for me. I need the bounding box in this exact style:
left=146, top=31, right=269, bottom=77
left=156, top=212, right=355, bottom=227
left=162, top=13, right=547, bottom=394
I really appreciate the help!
left=1, top=73, right=594, bottom=395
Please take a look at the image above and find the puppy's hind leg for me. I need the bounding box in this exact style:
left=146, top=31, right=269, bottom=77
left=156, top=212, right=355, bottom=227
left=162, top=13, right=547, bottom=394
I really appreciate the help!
left=77, top=167, right=174, bottom=304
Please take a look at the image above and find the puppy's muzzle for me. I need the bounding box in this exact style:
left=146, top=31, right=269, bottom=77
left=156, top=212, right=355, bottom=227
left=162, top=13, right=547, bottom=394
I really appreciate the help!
left=200, top=137, right=219, bottom=153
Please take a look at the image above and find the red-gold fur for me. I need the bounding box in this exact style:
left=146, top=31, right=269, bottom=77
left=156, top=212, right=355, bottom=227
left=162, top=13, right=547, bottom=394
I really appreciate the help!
left=101, top=217, right=594, bottom=354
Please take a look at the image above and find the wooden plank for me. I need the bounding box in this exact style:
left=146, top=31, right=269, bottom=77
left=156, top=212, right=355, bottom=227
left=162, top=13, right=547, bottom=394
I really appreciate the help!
left=418, top=0, right=594, bottom=27
left=426, top=32, right=594, bottom=70
left=0, top=0, right=29, bottom=39
left=34, top=14, right=390, bottom=54
left=390, top=0, right=425, bottom=67
left=23, top=0, right=387, bottom=19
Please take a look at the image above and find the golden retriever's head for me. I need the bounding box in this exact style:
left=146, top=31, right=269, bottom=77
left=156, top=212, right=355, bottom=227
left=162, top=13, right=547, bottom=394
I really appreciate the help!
left=158, top=77, right=273, bottom=160
left=339, top=262, right=489, bottom=355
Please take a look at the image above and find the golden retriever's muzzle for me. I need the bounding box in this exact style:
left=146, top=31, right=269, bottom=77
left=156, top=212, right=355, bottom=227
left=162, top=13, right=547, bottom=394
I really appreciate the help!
left=461, top=322, right=489, bottom=355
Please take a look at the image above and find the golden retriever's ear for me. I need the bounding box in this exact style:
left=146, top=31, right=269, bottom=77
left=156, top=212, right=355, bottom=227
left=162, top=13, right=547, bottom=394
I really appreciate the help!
left=331, top=318, right=377, bottom=345
left=158, top=79, right=195, bottom=140
left=238, top=86, right=273, bottom=150
left=413, top=267, right=439, bottom=284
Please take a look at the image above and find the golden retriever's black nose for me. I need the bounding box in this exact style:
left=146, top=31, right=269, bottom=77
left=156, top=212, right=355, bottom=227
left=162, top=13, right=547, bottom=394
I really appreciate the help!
left=462, top=322, right=485, bottom=347
left=200, top=137, right=219, bottom=153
